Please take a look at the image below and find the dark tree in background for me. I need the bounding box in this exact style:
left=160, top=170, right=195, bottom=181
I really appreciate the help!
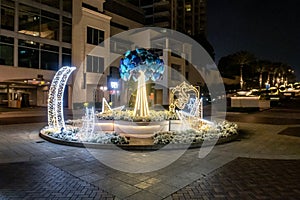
left=218, top=51, right=296, bottom=91
left=218, top=51, right=255, bottom=89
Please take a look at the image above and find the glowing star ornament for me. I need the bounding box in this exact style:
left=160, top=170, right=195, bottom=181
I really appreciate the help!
left=47, top=66, right=76, bottom=130
left=119, top=48, right=164, bottom=117
left=101, top=98, right=112, bottom=114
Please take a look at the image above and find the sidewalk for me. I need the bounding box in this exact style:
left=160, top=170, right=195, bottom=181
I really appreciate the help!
left=0, top=106, right=47, bottom=118
left=0, top=99, right=299, bottom=199
left=0, top=106, right=75, bottom=125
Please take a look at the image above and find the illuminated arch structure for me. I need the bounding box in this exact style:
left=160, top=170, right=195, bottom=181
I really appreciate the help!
left=48, top=66, right=76, bottom=130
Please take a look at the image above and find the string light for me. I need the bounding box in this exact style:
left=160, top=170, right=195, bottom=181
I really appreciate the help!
left=47, top=66, right=76, bottom=130
left=169, top=81, right=202, bottom=119
left=133, top=71, right=150, bottom=117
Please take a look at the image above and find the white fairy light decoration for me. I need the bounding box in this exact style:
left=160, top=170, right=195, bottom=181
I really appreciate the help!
left=79, top=107, right=95, bottom=138
left=101, top=97, right=112, bottom=114
left=169, top=81, right=204, bottom=130
left=169, top=81, right=202, bottom=119
left=47, top=66, right=76, bottom=131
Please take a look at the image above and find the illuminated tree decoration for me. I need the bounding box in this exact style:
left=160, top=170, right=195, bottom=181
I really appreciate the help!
left=119, top=48, right=165, bottom=82
left=119, top=48, right=164, bottom=117
left=48, top=66, right=76, bottom=130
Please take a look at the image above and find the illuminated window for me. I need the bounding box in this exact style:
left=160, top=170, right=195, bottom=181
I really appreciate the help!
left=185, top=4, right=191, bottom=12
left=18, top=4, right=60, bottom=41
left=41, top=10, right=59, bottom=40
left=19, top=4, right=40, bottom=37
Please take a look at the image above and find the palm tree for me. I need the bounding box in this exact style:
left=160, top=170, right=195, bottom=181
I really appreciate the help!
left=254, top=60, right=269, bottom=89
left=273, top=63, right=288, bottom=86
left=264, top=62, right=275, bottom=87
left=231, top=51, right=256, bottom=90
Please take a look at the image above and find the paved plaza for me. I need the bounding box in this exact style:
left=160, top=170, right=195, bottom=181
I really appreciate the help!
left=0, top=98, right=300, bottom=199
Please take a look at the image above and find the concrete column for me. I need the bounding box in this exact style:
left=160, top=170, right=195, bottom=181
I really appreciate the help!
left=14, top=1, right=19, bottom=67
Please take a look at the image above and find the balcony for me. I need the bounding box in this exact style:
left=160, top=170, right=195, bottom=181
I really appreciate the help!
left=153, top=21, right=170, bottom=28
left=153, top=11, right=170, bottom=18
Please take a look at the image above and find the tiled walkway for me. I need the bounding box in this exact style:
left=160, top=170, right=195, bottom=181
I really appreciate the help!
left=169, top=157, right=300, bottom=199
left=0, top=162, right=114, bottom=200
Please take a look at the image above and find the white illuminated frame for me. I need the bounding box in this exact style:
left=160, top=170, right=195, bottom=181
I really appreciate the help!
left=48, top=66, right=76, bottom=130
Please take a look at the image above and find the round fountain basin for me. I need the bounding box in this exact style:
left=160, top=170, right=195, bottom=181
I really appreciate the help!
left=114, top=120, right=169, bottom=138
left=94, top=120, right=114, bottom=131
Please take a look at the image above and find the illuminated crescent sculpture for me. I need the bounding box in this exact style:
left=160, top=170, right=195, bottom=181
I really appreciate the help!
left=48, top=66, right=76, bottom=130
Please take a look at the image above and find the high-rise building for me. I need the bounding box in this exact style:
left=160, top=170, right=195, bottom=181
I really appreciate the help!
left=125, top=0, right=214, bottom=59
left=171, top=0, right=207, bottom=37
left=126, top=0, right=207, bottom=37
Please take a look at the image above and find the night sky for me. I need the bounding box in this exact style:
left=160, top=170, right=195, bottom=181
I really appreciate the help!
left=207, top=0, right=300, bottom=81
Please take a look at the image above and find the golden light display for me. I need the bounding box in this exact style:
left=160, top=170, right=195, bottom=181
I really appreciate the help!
left=133, top=71, right=150, bottom=117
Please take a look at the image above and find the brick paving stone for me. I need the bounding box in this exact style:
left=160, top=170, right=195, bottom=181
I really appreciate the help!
left=169, top=157, right=300, bottom=199
left=0, top=161, right=115, bottom=199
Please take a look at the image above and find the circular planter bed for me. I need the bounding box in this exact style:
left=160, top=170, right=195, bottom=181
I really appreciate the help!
left=39, top=129, right=239, bottom=151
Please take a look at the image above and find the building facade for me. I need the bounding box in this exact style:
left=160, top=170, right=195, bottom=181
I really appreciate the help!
left=0, top=0, right=208, bottom=109
left=0, top=0, right=72, bottom=107
left=0, top=0, right=144, bottom=108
